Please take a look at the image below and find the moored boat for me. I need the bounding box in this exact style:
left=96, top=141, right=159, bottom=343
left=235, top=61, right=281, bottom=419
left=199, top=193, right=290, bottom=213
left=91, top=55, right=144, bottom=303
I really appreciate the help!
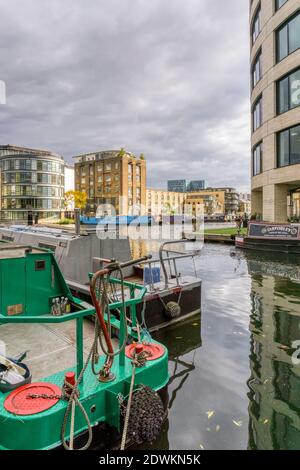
left=0, top=244, right=169, bottom=450
left=0, top=225, right=202, bottom=331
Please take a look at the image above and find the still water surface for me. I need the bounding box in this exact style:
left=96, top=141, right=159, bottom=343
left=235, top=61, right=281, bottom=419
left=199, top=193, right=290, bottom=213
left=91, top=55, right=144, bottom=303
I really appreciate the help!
left=141, top=244, right=300, bottom=450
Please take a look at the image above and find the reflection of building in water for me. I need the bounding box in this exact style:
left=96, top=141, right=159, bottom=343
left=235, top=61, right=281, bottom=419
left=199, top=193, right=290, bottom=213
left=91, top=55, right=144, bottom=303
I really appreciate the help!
left=130, top=239, right=149, bottom=260
left=248, top=270, right=300, bottom=450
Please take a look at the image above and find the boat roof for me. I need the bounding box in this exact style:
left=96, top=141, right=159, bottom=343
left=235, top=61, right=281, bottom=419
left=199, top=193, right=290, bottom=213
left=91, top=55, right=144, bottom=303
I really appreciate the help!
left=0, top=244, right=48, bottom=259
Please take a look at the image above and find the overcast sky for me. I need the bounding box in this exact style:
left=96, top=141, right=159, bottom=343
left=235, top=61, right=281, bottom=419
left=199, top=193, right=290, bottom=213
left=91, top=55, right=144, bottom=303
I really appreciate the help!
left=0, top=0, right=250, bottom=191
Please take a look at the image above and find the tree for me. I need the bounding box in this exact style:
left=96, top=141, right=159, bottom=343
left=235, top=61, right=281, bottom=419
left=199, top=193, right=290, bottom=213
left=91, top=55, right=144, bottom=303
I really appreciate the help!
left=64, top=190, right=87, bottom=212
left=118, top=148, right=126, bottom=157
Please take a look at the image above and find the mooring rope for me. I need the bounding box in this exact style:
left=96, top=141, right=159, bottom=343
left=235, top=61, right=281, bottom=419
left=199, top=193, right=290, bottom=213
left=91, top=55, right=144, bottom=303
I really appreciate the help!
left=120, top=363, right=136, bottom=451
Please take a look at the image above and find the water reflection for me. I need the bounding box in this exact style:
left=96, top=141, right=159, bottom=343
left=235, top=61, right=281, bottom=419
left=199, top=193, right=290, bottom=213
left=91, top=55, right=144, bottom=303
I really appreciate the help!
left=132, top=243, right=300, bottom=450
left=247, top=264, right=300, bottom=450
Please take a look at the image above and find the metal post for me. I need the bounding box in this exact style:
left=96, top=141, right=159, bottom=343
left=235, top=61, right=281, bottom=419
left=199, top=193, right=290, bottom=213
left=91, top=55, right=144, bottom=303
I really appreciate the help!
left=76, top=317, right=84, bottom=382
left=119, top=306, right=125, bottom=367
left=75, top=208, right=81, bottom=236
left=173, top=258, right=180, bottom=287
left=130, top=286, right=137, bottom=331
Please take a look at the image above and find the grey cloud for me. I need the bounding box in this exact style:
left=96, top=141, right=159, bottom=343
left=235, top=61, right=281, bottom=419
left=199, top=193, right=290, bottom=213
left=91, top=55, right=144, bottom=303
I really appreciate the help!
left=0, top=0, right=250, bottom=191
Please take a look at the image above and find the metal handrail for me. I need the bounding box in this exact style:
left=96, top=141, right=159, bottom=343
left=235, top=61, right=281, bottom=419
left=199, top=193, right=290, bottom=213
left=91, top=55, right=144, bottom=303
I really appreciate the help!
left=159, top=239, right=197, bottom=290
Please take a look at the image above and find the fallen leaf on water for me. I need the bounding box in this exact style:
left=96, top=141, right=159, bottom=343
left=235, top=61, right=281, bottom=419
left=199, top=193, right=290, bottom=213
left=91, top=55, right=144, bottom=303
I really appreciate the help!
left=264, top=419, right=269, bottom=425
left=206, top=411, right=215, bottom=420
left=216, top=425, right=220, bottom=432
left=199, top=444, right=204, bottom=450
left=233, top=420, right=243, bottom=427
left=278, top=344, right=289, bottom=350
left=192, top=323, right=199, bottom=326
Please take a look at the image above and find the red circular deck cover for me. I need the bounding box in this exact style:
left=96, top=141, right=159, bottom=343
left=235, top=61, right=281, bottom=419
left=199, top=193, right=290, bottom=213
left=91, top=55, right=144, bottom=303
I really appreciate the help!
left=4, top=382, right=61, bottom=416
left=125, top=343, right=165, bottom=361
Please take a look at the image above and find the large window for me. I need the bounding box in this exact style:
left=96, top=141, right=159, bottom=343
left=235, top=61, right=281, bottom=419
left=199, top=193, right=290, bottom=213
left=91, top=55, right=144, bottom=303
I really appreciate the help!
left=252, top=96, right=263, bottom=131
left=277, top=125, right=300, bottom=167
left=252, top=51, right=262, bottom=88
left=275, top=0, right=288, bottom=11
left=252, top=6, right=261, bottom=45
left=276, top=11, right=300, bottom=62
left=277, top=68, right=300, bottom=114
left=253, top=142, right=263, bottom=176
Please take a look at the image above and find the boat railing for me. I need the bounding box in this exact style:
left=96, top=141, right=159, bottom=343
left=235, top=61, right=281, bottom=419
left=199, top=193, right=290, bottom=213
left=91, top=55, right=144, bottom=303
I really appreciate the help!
left=136, top=239, right=201, bottom=292
left=92, top=241, right=201, bottom=293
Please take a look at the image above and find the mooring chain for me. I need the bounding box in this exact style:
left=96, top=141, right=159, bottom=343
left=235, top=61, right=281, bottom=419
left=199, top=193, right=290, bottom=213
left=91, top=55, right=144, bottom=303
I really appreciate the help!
left=27, top=393, right=62, bottom=400
left=26, top=379, right=80, bottom=402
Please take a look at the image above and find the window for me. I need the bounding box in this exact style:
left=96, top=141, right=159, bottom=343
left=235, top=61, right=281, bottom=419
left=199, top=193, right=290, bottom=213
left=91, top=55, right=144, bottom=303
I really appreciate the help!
left=277, top=125, right=300, bottom=167
left=275, top=0, right=288, bottom=11
left=252, top=51, right=262, bottom=88
left=277, top=68, right=300, bottom=114
left=276, top=11, right=300, bottom=62
left=253, top=142, right=263, bottom=176
left=252, top=96, right=263, bottom=131
left=252, top=6, right=261, bottom=45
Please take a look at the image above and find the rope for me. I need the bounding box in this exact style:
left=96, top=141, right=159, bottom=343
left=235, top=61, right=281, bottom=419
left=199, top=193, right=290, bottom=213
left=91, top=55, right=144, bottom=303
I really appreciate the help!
left=120, top=349, right=151, bottom=450
left=61, top=345, right=94, bottom=451
left=95, top=264, right=129, bottom=358
left=158, top=288, right=183, bottom=310
left=120, top=363, right=136, bottom=451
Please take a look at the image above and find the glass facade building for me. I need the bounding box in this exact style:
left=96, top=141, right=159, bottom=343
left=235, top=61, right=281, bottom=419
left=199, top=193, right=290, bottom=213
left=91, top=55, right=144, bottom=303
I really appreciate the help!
left=167, top=180, right=187, bottom=193
left=0, top=145, right=65, bottom=222
left=167, top=179, right=206, bottom=193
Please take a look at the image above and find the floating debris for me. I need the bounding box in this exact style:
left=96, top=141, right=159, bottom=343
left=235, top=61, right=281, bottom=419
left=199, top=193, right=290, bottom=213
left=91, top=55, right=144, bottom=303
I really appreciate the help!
left=206, top=411, right=215, bottom=420
left=216, top=425, right=220, bottom=432
left=233, top=420, right=243, bottom=427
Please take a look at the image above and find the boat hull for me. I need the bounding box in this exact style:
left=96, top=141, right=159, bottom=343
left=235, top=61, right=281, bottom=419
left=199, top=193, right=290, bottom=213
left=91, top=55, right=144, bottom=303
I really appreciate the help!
left=0, top=351, right=169, bottom=450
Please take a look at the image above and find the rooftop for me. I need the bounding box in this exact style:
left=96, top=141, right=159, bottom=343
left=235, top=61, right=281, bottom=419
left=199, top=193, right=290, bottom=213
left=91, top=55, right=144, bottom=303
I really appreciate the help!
left=0, top=145, right=63, bottom=160
left=73, top=149, right=136, bottom=161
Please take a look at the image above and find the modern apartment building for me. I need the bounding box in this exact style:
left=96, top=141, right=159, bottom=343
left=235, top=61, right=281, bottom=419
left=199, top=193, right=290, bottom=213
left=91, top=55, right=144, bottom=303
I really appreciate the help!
left=167, top=179, right=206, bottom=193
left=185, top=192, right=224, bottom=217
left=167, top=180, right=187, bottom=193
left=74, top=150, right=146, bottom=216
left=187, top=180, right=206, bottom=191
left=0, top=145, right=65, bottom=222
left=64, top=165, right=75, bottom=192
left=147, top=187, right=240, bottom=218
left=250, top=0, right=300, bottom=222
left=187, top=188, right=239, bottom=216
left=146, top=189, right=185, bottom=216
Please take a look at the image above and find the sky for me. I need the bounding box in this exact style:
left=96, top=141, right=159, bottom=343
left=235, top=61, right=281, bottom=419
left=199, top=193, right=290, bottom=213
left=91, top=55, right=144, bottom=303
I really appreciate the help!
left=0, top=0, right=250, bottom=192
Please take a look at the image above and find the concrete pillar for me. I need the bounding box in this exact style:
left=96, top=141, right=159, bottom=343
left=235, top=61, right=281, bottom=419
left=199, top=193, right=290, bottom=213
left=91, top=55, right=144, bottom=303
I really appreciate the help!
left=251, top=190, right=263, bottom=218
left=263, top=184, right=288, bottom=223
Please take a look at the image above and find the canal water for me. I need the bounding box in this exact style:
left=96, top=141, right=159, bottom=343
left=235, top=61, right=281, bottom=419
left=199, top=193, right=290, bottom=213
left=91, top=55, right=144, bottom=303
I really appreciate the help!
left=140, top=243, right=300, bottom=451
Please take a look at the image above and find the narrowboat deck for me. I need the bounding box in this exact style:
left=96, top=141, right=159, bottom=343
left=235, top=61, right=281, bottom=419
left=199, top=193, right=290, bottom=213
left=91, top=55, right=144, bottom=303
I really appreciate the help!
left=0, top=319, right=112, bottom=381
